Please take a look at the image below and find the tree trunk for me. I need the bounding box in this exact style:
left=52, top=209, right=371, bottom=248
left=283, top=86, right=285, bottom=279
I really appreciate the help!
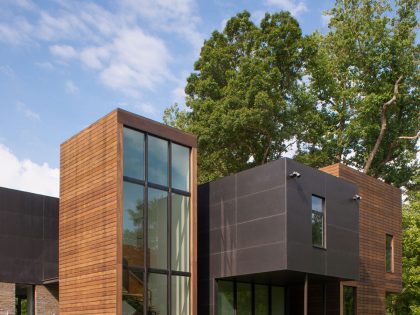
left=363, top=76, right=403, bottom=174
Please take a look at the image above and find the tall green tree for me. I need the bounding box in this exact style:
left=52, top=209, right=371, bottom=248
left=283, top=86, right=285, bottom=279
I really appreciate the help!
left=387, top=178, right=420, bottom=314
left=164, top=11, right=305, bottom=183
left=295, top=0, right=419, bottom=187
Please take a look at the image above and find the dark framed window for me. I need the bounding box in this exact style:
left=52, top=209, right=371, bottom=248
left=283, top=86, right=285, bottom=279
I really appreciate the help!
left=216, top=281, right=285, bottom=315
left=312, top=195, right=325, bottom=248
left=122, top=127, right=191, bottom=315
left=343, top=286, right=356, bottom=315
left=386, top=234, right=394, bottom=272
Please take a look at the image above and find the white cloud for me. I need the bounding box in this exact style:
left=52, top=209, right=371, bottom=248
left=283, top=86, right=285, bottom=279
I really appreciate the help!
left=0, top=65, right=15, bottom=77
left=16, top=101, right=40, bottom=121
left=266, top=0, right=308, bottom=16
left=2, top=0, right=200, bottom=101
left=0, top=144, right=59, bottom=197
left=49, top=44, right=77, bottom=59
left=321, top=14, right=332, bottom=27
left=135, top=103, right=157, bottom=116
left=35, top=61, right=54, bottom=71
left=121, top=0, right=203, bottom=50
left=65, top=80, right=79, bottom=94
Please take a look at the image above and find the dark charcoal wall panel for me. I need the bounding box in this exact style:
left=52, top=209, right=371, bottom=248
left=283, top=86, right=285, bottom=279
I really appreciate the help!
left=0, top=187, right=59, bottom=284
left=286, top=159, right=359, bottom=280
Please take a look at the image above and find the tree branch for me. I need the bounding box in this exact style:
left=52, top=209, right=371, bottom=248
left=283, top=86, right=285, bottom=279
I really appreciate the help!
left=399, top=132, right=420, bottom=140
left=363, top=75, right=403, bottom=174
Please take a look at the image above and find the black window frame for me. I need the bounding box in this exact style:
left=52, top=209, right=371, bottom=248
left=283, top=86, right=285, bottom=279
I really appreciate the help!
left=311, top=195, right=326, bottom=249
left=386, top=234, right=394, bottom=273
left=122, top=126, right=191, bottom=315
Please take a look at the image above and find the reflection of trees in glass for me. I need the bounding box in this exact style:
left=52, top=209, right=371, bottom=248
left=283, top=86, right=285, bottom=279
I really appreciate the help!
left=124, top=199, right=145, bottom=247
left=312, top=212, right=323, bottom=246
left=123, top=270, right=145, bottom=315
left=237, top=283, right=252, bottom=315
left=343, top=286, right=355, bottom=315
left=148, top=192, right=167, bottom=249
left=255, top=285, right=268, bottom=315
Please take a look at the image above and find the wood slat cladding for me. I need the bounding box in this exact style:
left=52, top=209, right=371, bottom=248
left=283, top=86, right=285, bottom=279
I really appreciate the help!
left=60, top=110, right=119, bottom=315
left=60, top=108, right=197, bottom=315
left=320, top=164, right=402, bottom=314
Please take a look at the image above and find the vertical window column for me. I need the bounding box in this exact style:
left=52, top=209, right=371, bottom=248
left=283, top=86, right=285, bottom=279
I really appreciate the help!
left=386, top=234, right=394, bottom=273
left=123, top=127, right=191, bottom=315
left=311, top=195, right=325, bottom=248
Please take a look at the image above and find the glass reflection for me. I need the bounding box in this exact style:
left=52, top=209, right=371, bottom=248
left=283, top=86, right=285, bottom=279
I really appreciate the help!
left=171, top=194, right=190, bottom=272
left=237, top=283, right=252, bottom=315
left=271, top=286, right=285, bottom=315
left=123, top=182, right=144, bottom=267
left=218, top=281, right=234, bottom=315
left=148, top=273, right=167, bottom=315
left=122, top=269, right=144, bottom=315
left=148, top=136, right=168, bottom=186
left=123, top=128, right=145, bottom=180
left=171, top=144, right=190, bottom=191
left=171, top=276, right=190, bottom=315
left=148, top=188, right=168, bottom=269
left=255, top=285, right=269, bottom=315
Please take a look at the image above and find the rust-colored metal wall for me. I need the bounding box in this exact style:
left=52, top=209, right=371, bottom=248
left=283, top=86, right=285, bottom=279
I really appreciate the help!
left=321, top=164, right=402, bottom=314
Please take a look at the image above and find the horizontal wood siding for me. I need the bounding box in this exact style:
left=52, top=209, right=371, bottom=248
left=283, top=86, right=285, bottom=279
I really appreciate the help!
left=321, top=164, right=402, bottom=314
left=60, top=110, right=119, bottom=315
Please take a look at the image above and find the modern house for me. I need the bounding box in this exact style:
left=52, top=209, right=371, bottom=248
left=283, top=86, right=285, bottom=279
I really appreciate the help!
left=0, top=109, right=401, bottom=314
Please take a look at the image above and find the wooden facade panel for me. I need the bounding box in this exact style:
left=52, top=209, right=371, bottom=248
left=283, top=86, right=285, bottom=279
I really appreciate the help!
left=321, top=164, right=402, bottom=314
left=60, top=108, right=198, bottom=315
left=60, top=110, right=119, bottom=315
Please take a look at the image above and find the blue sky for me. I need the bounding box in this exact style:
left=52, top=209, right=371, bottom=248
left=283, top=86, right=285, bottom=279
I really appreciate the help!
left=0, top=0, right=334, bottom=196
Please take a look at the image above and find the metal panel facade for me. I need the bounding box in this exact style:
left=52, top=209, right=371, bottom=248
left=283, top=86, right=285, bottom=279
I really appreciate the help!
left=0, top=187, right=59, bottom=284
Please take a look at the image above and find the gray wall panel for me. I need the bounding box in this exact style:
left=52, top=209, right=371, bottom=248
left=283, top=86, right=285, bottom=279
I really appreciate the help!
left=0, top=187, right=59, bottom=284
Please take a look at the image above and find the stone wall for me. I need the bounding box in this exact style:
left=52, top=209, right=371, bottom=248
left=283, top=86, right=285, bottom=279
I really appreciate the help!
left=0, top=282, right=15, bottom=315
left=35, top=284, right=59, bottom=315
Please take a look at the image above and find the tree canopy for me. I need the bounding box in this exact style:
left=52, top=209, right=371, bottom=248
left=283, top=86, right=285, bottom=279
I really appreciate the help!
left=164, top=0, right=419, bottom=187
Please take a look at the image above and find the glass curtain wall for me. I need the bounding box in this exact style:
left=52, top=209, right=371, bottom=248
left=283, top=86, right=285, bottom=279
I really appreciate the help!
left=122, top=127, right=191, bottom=315
left=217, top=281, right=285, bottom=315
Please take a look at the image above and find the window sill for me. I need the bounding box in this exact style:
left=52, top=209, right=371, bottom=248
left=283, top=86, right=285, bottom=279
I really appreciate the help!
left=312, top=245, right=327, bottom=250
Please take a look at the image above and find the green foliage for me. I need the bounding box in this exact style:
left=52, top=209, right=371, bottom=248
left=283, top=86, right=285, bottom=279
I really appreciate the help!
left=165, top=11, right=305, bottom=183
left=295, top=0, right=419, bottom=187
left=390, top=182, right=420, bottom=313
left=164, top=1, right=419, bottom=187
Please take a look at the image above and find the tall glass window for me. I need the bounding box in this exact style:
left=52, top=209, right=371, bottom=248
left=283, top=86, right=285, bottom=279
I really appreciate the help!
left=218, top=281, right=234, bottom=315
left=343, top=286, right=356, bottom=315
left=122, top=269, right=144, bottom=314
left=237, top=283, right=252, bottom=315
left=271, top=286, right=285, bottom=315
left=123, top=127, right=191, bottom=315
left=255, top=285, right=269, bottom=315
left=172, top=194, right=190, bottom=272
left=148, top=273, right=167, bottom=315
left=172, top=143, right=190, bottom=191
left=386, top=234, right=394, bottom=272
left=171, top=276, right=190, bottom=315
left=148, top=136, right=168, bottom=186
left=123, top=128, right=144, bottom=180
left=123, top=182, right=144, bottom=267
left=312, top=195, right=325, bottom=248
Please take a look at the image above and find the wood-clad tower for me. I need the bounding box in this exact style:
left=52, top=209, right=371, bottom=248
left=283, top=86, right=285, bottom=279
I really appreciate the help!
left=321, top=164, right=402, bottom=314
left=60, top=109, right=197, bottom=315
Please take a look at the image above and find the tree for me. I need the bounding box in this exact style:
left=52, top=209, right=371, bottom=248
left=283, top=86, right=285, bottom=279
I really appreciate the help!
left=295, top=0, right=419, bottom=187
left=164, top=11, right=305, bottom=183
left=387, top=178, right=420, bottom=314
